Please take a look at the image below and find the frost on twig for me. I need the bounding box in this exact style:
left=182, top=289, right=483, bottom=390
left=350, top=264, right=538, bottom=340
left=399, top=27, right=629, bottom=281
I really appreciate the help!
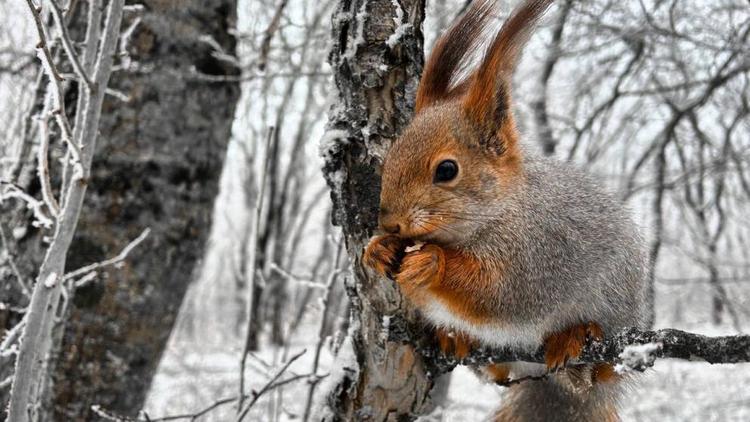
left=63, top=228, right=151, bottom=285
left=43, top=272, right=58, bottom=288
left=383, top=317, right=750, bottom=377
left=0, top=182, right=54, bottom=228
left=7, top=0, right=127, bottom=419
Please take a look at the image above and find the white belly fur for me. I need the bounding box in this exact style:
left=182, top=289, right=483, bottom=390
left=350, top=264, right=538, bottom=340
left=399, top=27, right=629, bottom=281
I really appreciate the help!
left=425, top=300, right=549, bottom=378
left=425, top=300, right=544, bottom=351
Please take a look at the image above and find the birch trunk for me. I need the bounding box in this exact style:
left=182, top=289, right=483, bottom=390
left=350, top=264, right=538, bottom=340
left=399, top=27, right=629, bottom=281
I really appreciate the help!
left=319, top=0, right=436, bottom=419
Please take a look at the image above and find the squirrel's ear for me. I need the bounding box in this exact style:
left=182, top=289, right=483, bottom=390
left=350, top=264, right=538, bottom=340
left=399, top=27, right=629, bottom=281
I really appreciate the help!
left=462, top=0, right=553, bottom=153
left=414, top=1, right=494, bottom=113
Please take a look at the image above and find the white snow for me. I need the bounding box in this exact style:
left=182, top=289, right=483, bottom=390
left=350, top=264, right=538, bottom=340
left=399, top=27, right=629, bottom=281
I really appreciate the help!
left=44, top=272, right=58, bottom=288
left=318, top=128, right=350, bottom=164
left=616, top=342, right=662, bottom=373
left=343, top=1, right=368, bottom=61
left=386, top=0, right=412, bottom=49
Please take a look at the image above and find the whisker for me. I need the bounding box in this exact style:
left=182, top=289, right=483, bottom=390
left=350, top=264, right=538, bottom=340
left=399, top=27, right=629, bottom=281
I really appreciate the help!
left=421, top=196, right=457, bottom=209
left=427, top=210, right=503, bottom=219
left=424, top=210, right=499, bottom=222
left=418, top=218, right=463, bottom=237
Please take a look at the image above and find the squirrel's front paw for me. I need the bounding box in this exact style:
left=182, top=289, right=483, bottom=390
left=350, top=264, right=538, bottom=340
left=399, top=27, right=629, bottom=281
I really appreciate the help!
left=363, top=234, right=407, bottom=278
left=395, top=244, right=445, bottom=287
left=543, top=322, right=603, bottom=371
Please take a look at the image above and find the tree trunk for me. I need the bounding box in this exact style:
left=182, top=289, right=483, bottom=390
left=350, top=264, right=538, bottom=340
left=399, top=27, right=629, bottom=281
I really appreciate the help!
left=319, top=0, right=437, bottom=419
left=30, top=1, right=240, bottom=419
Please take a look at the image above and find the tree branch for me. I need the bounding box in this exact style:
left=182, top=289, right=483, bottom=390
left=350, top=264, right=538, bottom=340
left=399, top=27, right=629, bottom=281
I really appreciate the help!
left=386, top=319, right=750, bottom=377
left=63, top=227, right=151, bottom=284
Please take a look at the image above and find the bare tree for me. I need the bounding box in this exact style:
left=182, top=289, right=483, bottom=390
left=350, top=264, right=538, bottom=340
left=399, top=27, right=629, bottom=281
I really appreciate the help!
left=6, top=0, right=125, bottom=420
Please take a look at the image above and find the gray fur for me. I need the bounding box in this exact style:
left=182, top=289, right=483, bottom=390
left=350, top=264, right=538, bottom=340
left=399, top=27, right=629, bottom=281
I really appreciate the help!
left=459, top=149, right=647, bottom=421
left=461, top=150, right=647, bottom=334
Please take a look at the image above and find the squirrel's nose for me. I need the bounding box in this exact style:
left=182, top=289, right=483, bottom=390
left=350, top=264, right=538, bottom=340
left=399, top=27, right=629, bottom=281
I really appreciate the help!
left=379, top=208, right=401, bottom=234
left=382, top=221, right=401, bottom=234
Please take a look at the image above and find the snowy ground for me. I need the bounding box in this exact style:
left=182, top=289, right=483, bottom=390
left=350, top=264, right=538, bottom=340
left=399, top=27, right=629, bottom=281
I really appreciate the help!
left=144, top=331, right=750, bottom=421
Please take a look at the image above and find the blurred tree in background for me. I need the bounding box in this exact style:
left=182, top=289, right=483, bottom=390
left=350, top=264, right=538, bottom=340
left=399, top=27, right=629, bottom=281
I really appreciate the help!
left=1, top=0, right=240, bottom=419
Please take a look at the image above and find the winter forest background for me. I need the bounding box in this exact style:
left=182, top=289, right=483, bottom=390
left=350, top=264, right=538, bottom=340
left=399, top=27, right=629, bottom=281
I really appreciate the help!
left=1, top=0, right=749, bottom=420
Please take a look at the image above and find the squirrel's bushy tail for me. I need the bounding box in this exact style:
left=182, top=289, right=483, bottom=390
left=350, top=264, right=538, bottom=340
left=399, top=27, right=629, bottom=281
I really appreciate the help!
left=494, top=370, right=622, bottom=422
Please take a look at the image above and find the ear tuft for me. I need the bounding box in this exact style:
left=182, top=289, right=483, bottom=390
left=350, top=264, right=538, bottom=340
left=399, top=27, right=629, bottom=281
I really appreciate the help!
left=462, top=0, right=553, bottom=149
left=414, top=0, right=495, bottom=113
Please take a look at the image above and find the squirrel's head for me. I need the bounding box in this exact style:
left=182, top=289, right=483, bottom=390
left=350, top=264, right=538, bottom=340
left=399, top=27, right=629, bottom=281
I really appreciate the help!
left=378, top=0, right=552, bottom=245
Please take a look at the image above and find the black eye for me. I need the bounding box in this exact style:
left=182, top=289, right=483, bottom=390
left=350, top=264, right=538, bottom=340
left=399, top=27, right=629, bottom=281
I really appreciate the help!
left=434, top=160, right=458, bottom=183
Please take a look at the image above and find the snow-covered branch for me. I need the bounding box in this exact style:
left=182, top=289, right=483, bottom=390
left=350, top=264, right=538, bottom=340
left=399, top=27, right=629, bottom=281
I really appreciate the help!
left=387, top=323, right=750, bottom=375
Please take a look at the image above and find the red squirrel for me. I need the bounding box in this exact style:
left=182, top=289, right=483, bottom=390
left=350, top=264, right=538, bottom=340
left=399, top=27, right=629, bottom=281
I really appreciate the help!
left=362, top=0, right=646, bottom=420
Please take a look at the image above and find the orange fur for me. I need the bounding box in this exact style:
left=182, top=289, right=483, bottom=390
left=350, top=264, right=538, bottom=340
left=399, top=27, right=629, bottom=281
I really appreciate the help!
left=486, top=363, right=511, bottom=383
left=436, top=328, right=477, bottom=359
left=393, top=244, right=502, bottom=325
left=363, top=1, right=629, bottom=419
left=427, top=248, right=498, bottom=324
left=415, top=1, right=494, bottom=112
left=592, top=363, right=618, bottom=384
left=462, top=0, right=553, bottom=159
left=544, top=322, right=604, bottom=371
left=463, top=0, right=553, bottom=123
left=363, top=237, right=501, bottom=331
left=367, top=238, right=505, bottom=326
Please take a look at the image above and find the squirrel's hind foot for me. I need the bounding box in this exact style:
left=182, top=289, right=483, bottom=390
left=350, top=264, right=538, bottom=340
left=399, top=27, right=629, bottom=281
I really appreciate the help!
left=436, top=328, right=477, bottom=359
left=543, top=322, right=603, bottom=371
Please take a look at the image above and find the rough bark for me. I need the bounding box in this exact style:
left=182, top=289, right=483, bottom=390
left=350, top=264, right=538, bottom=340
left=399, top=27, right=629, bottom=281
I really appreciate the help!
left=320, top=0, right=433, bottom=420
left=0, top=0, right=240, bottom=420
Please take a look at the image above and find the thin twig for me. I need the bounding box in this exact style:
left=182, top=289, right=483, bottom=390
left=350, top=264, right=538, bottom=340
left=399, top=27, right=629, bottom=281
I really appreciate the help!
left=238, top=126, right=276, bottom=412
left=495, top=373, right=549, bottom=387
left=0, top=182, right=54, bottom=228
left=23, top=0, right=83, bottom=168
left=91, top=372, right=323, bottom=422
left=0, top=221, right=31, bottom=296
left=0, top=317, right=27, bottom=353
left=0, top=376, right=13, bottom=391
left=36, top=107, right=60, bottom=215
left=302, top=241, right=344, bottom=422
left=236, top=349, right=307, bottom=421
left=269, top=263, right=325, bottom=289
left=63, top=227, right=151, bottom=281
left=415, top=326, right=750, bottom=376
left=47, top=0, right=93, bottom=89
left=7, top=0, right=126, bottom=419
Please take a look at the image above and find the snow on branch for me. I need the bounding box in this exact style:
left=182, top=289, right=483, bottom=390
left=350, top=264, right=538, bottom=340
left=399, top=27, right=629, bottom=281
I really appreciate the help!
left=386, top=318, right=750, bottom=375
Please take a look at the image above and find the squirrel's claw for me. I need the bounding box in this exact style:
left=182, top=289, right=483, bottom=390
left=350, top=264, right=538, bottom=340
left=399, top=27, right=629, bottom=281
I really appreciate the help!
left=543, top=322, right=603, bottom=372
left=485, top=363, right=511, bottom=384
left=363, top=234, right=407, bottom=278
left=396, top=244, right=445, bottom=287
